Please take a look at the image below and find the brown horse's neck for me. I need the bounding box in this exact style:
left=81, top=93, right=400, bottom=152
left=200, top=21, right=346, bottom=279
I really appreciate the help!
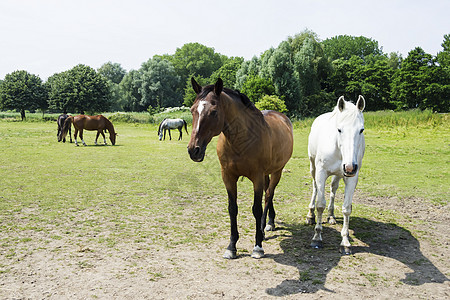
left=220, top=92, right=267, bottom=144
left=105, top=119, right=115, bottom=135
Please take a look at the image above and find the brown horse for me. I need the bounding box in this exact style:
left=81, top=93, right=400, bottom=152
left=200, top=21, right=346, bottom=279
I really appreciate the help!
left=60, top=115, right=117, bottom=146
left=187, top=78, right=294, bottom=259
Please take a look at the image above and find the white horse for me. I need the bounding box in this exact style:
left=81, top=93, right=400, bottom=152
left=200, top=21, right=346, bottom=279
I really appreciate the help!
left=158, top=118, right=188, bottom=141
left=306, top=95, right=365, bottom=255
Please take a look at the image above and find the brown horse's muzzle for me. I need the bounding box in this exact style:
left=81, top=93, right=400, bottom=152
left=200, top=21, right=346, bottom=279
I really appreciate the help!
left=188, top=144, right=206, bottom=162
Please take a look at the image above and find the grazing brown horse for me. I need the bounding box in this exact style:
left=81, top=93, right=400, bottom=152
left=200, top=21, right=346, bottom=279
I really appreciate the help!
left=60, top=115, right=117, bottom=146
left=187, top=78, right=294, bottom=259
left=57, top=113, right=72, bottom=143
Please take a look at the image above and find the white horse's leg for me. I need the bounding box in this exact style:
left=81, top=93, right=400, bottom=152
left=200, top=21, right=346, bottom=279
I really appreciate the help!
left=306, top=157, right=317, bottom=225
left=311, top=170, right=327, bottom=249
left=340, top=176, right=358, bottom=255
left=328, top=176, right=340, bottom=224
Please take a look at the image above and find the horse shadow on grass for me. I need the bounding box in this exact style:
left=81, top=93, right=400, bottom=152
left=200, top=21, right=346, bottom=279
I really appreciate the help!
left=264, top=217, right=448, bottom=296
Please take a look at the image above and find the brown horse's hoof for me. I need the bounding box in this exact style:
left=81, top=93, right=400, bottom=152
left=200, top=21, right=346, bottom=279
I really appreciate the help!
left=223, top=249, right=237, bottom=259
left=251, top=246, right=265, bottom=259
left=265, top=223, right=275, bottom=231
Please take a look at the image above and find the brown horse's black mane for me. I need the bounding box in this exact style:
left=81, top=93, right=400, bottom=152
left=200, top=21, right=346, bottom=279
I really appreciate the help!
left=200, top=85, right=260, bottom=114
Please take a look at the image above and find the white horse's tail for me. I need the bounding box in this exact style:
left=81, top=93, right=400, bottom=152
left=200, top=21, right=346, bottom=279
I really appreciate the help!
left=183, top=120, right=189, bottom=135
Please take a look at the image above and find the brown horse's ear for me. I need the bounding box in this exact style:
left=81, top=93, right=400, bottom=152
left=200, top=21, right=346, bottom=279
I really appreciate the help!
left=214, top=78, right=223, bottom=96
left=337, top=96, right=345, bottom=112
left=191, top=77, right=202, bottom=94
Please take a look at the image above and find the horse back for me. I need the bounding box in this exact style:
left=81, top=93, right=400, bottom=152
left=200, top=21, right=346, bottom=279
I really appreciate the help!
left=75, top=115, right=107, bottom=131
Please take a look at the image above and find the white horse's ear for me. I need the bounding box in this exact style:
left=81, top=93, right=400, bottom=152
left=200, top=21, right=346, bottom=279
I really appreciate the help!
left=357, top=95, right=365, bottom=112
left=337, top=96, right=345, bottom=112
left=191, top=77, right=202, bottom=94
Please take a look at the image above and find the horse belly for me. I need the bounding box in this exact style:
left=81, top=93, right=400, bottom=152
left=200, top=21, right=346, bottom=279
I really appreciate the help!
left=263, top=112, right=294, bottom=172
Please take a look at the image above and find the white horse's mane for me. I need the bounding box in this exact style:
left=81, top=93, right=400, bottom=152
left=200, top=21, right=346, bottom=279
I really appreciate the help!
left=331, top=100, right=364, bottom=125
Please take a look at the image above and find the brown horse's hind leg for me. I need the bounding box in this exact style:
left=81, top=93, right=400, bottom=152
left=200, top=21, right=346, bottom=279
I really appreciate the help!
left=74, top=128, right=79, bottom=146
left=95, top=131, right=101, bottom=145
left=262, top=170, right=283, bottom=233
left=79, top=130, right=86, bottom=146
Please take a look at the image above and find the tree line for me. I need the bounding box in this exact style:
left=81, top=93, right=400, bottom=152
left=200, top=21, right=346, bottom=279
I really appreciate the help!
left=1, top=30, right=449, bottom=120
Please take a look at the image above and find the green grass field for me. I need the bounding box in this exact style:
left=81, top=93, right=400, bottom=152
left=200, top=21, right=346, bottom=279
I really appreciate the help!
left=0, top=110, right=448, bottom=254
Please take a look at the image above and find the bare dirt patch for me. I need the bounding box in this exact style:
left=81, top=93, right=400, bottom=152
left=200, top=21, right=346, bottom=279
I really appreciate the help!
left=1, top=194, right=449, bottom=299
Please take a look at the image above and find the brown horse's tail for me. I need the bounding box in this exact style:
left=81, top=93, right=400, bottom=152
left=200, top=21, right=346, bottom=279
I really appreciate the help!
left=60, top=116, right=73, bottom=141
left=183, top=120, right=189, bottom=135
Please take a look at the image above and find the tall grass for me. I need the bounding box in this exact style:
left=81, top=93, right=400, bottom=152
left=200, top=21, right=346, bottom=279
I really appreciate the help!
left=363, top=109, right=447, bottom=129
left=1, top=109, right=446, bottom=129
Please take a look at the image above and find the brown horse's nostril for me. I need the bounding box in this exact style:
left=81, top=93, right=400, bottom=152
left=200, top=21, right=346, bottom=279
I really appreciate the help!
left=192, top=146, right=201, bottom=156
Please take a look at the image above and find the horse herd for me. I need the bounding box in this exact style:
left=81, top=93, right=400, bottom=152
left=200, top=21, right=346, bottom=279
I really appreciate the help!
left=57, top=78, right=366, bottom=259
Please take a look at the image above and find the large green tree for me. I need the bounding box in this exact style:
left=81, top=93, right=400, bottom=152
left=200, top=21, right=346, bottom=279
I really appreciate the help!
left=164, top=43, right=224, bottom=94
left=97, top=62, right=126, bottom=84
left=47, top=64, right=110, bottom=114
left=209, top=57, right=244, bottom=89
left=0, top=70, right=47, bottom=120
left=119, top=70, right=143, bottom=111
left=391, top=47, right=449, bottom=112
left=261, top=41, right=302, bottom=114
left=322, top=35, right=383, bottom=60
left=138, top=56, right=180, bottom=109
left=98, top=62, right=127, bottom=111
left=240, top=75, right=275, bottom=103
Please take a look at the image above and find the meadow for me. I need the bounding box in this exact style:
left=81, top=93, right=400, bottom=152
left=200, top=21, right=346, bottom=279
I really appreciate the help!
left=0, top=110, right=448, bottom=298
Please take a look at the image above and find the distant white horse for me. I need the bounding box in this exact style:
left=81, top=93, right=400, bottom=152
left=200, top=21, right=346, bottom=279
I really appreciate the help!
left=306, top=95, right=365, bottom=255
left=158, top=118, right=188, bottom=141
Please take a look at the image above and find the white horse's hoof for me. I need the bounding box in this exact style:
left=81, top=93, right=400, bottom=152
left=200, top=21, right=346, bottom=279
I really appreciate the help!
left=311, top=240, right=323, bottom=249
left=265, top=224, right=275, bottom=231
left=223, top=249, right=237, bottom=259
left=306, top=217, right=316, bottom=225
left=340, top=246, right=352, bottom=255
left=251, top=246, right=264, bottom=259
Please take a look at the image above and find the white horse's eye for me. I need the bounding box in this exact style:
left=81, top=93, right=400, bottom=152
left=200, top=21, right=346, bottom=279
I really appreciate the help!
left=338, top=128, right=342, bottom=133
left=360, top=128, right=364, bottom=134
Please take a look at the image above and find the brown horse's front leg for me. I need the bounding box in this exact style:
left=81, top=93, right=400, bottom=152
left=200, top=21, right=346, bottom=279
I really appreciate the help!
left=222, top=173, right=238, bottom=259
left=100, top=131, right=106, bottom=145
left=252, top=177, right=265, bottom=259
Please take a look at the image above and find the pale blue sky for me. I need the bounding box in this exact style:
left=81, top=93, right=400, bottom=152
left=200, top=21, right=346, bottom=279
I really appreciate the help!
left=1, top=0, right=449, bottom=80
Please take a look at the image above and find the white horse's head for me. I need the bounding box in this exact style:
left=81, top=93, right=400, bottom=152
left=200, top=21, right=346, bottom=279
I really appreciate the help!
left=335, top=95, right=365, bottom=177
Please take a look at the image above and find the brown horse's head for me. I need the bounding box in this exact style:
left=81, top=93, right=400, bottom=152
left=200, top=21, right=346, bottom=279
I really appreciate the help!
left=109, top=132, right=117, bottom=145
left=188, top=78, right=225, bottom=162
